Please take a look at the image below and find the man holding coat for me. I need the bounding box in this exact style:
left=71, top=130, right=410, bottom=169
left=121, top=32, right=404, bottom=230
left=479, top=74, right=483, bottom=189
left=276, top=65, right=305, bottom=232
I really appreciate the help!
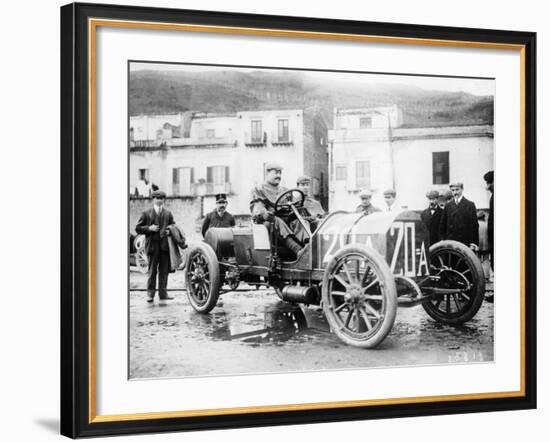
left=135, top=190, right=176, bottom=302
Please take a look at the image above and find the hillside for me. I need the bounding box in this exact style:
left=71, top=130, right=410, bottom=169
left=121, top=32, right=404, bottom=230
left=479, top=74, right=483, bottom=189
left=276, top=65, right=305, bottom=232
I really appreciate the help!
left=129, top=69, right=493, bottom=128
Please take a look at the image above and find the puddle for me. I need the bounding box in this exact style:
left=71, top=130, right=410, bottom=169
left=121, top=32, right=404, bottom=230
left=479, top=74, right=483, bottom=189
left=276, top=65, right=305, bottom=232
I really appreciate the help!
left=184, top=298, right=331, bottom=346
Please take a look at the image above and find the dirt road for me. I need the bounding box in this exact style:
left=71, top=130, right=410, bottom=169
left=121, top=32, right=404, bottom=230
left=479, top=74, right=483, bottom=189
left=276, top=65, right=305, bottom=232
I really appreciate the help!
left=129, top=269, right=493, bottom=379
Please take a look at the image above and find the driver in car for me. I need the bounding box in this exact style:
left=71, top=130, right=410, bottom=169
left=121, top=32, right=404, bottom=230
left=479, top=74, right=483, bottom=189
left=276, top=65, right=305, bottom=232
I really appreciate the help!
left=250, top=163, right=305, bottom=259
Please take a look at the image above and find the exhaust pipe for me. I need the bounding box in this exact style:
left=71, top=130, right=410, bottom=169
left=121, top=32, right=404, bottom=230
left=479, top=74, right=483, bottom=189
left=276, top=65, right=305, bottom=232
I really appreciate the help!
left=280, top=285, right=319, bottom=305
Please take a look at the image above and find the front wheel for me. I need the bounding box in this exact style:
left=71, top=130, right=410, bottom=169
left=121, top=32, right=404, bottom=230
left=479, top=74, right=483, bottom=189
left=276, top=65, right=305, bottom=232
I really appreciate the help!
left=422, top=240, right=485, bottom=325
left=322, top=245, right=397, bottom=348
left=185, top=243, right=221, bottom=313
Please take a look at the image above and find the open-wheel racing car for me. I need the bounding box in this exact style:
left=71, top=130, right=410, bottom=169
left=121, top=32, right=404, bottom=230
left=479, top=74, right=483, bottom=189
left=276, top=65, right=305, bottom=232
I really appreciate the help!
left=185, top=189, right=486, bottom=348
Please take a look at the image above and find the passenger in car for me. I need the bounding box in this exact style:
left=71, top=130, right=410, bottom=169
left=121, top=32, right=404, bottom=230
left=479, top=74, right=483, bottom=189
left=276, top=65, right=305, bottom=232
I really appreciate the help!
left=355, top=188, right=381, bottom=215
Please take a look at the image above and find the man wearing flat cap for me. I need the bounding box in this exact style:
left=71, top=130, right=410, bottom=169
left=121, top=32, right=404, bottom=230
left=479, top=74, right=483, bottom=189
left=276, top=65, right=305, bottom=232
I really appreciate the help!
left=382, top=188, right=400, bottom=212
left=201, top=193, right=236, bottom=238
left=296, top=175, right=325, bottom=219
left=438, top=189, right=453, bottom=209
left=439, top=182, right=479, bottom=250
left=355, top=189, right=381, bottom=215
left=421, top=190, right=443, bottom=245
left=135, top=190, right=176, bottom=302
left=250, top=163, right=304, bottom=258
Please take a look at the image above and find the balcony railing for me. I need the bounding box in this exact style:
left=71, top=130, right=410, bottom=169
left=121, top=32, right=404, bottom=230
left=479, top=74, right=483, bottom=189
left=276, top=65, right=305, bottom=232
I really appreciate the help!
left=171, top=184, right=196, bottom=197
left=171, top=182, right=232, bottom=197
left=244, top=131, right=267, bottom=147
left=244, top=131, right=295, bottom=147
left=200, top=182, right=232, bottom=195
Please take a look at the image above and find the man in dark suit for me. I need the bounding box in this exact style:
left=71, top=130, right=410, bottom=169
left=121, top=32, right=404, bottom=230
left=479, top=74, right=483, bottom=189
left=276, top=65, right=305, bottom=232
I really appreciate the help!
left=439, top=182, right=479, bottom=250
left=135, top=190, right=176, bottom=302
left=421, top=190, right=443, bottom=246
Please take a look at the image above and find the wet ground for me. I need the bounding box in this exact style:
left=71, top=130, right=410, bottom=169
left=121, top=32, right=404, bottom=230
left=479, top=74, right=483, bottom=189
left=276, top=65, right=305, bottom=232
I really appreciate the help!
left=129, top=269, right=494, bottom=379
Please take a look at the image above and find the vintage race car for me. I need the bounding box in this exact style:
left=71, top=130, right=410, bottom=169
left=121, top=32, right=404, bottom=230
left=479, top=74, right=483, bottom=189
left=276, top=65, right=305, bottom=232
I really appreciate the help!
left=185, top=189, right=485, bottom=348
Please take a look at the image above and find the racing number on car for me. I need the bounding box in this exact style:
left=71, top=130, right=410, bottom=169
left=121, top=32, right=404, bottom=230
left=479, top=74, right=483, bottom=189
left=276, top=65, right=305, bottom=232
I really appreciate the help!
left=389, top=222, right=429, bottom=276
left=321, top=225, right=374, bottom=264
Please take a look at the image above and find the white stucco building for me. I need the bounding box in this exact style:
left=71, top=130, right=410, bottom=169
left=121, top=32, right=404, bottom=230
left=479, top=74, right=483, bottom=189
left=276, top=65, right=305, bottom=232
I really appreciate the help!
left=328, top=106, right=494, bottom=211
left=130, top=108, right=328, bottom=215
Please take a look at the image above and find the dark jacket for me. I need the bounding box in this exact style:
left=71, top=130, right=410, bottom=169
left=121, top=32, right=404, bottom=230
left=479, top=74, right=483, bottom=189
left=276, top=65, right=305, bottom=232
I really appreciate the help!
left=167, top=224, right=187, bottom=272
left=420, top=206, right=443, bottom=245
left=135, top=207, right=175, bottom=254
left=201, top=210, right=236, bottom=237
left=439, top=197, right=479, bottom=246
left=167, top=224, right=186, bottom=249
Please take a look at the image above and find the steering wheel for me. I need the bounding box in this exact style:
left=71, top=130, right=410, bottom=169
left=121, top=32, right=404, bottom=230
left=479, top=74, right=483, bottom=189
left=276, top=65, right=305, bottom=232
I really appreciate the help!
left=274, top=189, right=305, bottom=214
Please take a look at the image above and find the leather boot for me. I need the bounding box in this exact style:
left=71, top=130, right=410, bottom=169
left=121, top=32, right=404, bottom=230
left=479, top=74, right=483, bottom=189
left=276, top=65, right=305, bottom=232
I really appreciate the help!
left=283, top=236, right=304, bottom=259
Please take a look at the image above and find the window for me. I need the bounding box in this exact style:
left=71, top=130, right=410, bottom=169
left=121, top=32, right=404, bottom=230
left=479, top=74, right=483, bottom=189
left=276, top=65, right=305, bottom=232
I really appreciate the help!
left=335, top=165, right=347, bottom=181
left=356, top=161, right=371, bottom=188
left=172, top=167, right=193, bottom=195
left=251, top=120, right=263, bottom=143
left=277, top=119, right=289, bottom=142
left=432, top=151, right=450, bottom=185
left=138, top=168, right=149, bottom=182
left=206, top=129, right=215, bottom=139
left=360, top=117, right=372, bottom=128
left=207, top=166, right=230, bottom=184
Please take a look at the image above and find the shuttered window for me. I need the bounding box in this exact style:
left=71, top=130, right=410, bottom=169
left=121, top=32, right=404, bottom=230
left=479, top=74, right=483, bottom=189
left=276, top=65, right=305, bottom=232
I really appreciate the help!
left=172, top=167, right=193, bottom=195
left=359, top=117, right=372, bottom=128
left=356, top=161, right=371, bottom=188
left=207, top=166, right=230, bottom=184
left=251, top=120, right=262, bottom=143
left=278, top=119, right=289, bottom=142
left=432, top=151, right=450, bottom=185
left=335, top=165, right=347, bottom=181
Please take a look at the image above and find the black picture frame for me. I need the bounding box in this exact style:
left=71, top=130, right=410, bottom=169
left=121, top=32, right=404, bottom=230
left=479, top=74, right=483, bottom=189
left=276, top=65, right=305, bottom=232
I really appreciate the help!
left=61, top=2, right=537, bottom=438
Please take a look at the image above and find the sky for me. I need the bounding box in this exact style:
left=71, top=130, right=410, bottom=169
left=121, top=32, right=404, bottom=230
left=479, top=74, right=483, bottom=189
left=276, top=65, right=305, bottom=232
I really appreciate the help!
left=130, top=61, right=495, bottom=97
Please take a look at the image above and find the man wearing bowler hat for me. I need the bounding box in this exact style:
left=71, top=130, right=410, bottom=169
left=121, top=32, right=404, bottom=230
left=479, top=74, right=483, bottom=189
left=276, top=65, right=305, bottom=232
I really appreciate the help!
left=439, top=182, right=479, bottom=251
left=201, top=193, right=236, bottom=237
left=421, top=190, right=443, bottom=245
left=135, top=190, right=177, bottom=302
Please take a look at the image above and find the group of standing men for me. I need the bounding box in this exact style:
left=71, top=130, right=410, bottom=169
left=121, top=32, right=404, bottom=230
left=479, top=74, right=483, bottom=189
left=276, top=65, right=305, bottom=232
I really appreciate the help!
left=420, top=172, right=494, bottom=268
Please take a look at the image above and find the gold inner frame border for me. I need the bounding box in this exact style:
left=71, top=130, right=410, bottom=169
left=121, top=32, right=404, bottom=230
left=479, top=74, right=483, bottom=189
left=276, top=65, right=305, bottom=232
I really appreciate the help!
left=87, top=17, right=527, bottom=424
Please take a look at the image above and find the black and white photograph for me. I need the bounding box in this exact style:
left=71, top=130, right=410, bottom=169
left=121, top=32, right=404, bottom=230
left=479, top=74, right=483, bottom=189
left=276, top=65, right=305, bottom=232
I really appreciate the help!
left=128, top=61, right=495, bottom=379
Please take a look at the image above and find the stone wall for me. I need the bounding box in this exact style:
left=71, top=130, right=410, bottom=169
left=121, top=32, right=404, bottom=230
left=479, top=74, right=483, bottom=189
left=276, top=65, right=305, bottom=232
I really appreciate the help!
left=129, top=196, right=252, bottom=245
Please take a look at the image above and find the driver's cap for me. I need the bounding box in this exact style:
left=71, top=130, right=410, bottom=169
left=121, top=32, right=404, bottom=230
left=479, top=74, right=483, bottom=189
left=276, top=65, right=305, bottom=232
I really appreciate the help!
left=359, top=188, right=373, bottom=198
left=265, top=162, right=283, bottom=172
left=296, top=175, right=311, bottom=185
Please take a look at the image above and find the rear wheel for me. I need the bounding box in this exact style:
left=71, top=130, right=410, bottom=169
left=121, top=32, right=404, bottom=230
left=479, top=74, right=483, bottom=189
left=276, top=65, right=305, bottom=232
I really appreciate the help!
left=422, top=240, right=485, bottom=324
left=322, top=245, right=397, bottom=348
left=185, top=243, right=221, bottom=313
